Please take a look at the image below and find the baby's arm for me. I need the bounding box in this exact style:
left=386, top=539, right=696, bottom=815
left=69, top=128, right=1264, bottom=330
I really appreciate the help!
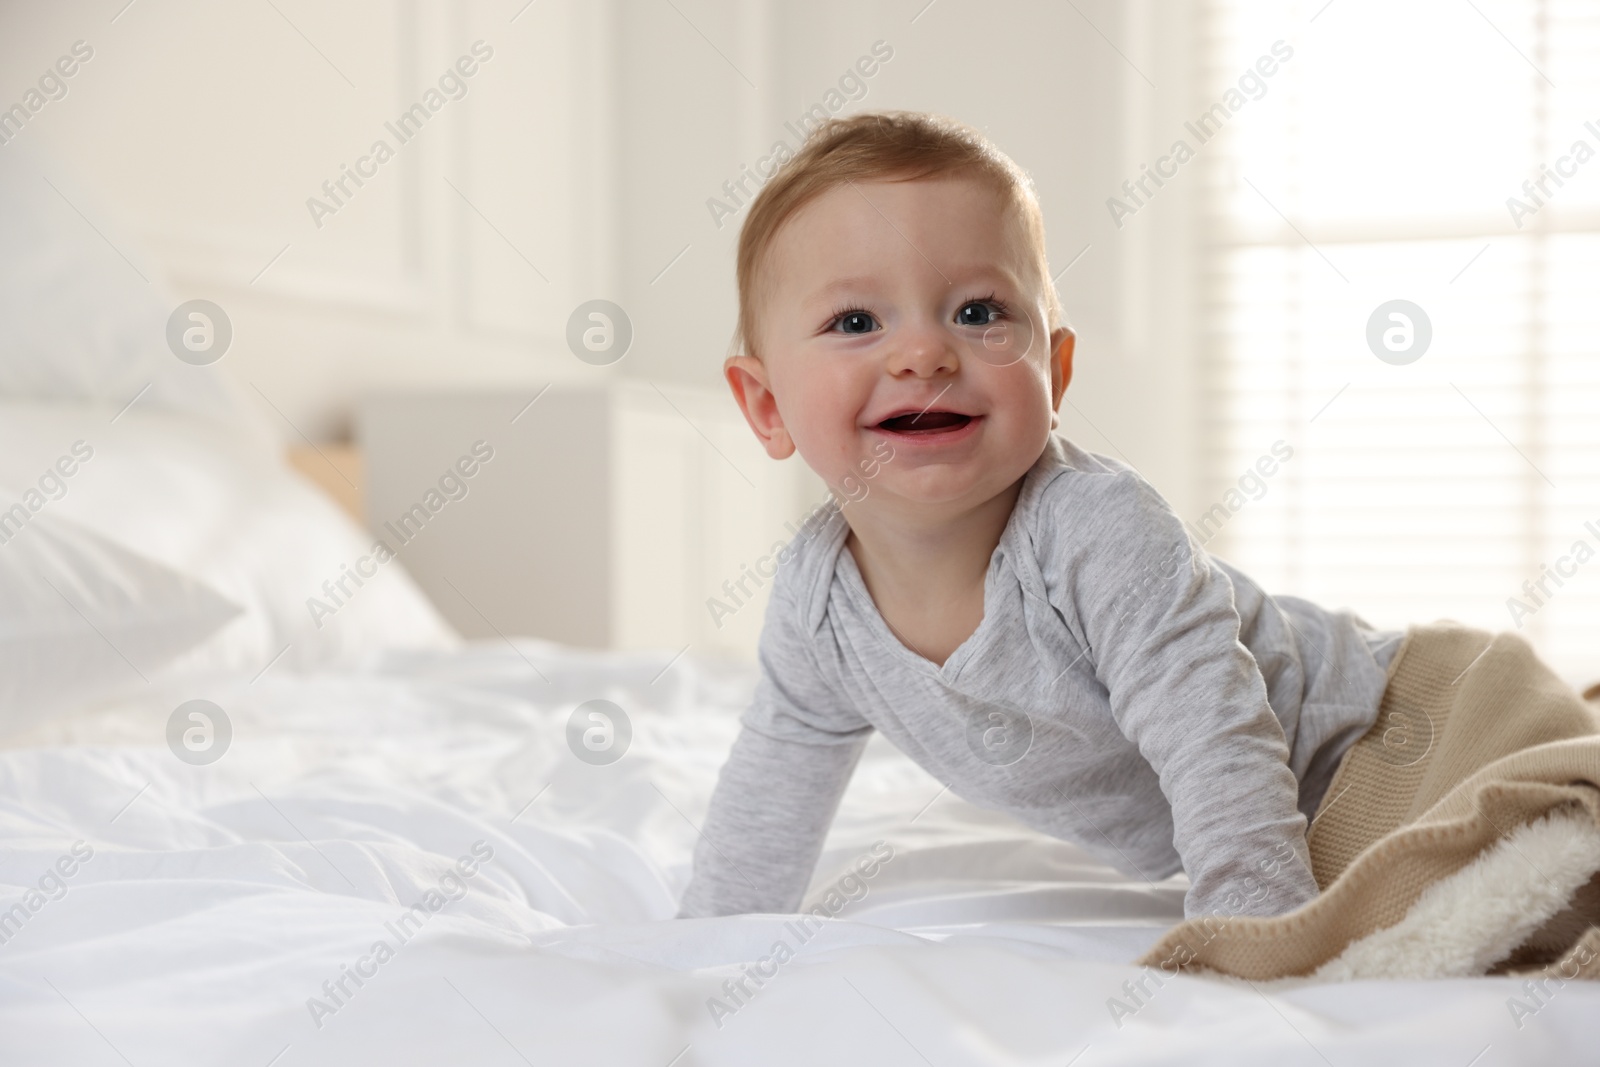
left=1054, top=470, right=1320, bottom=918
left=678, top=591, right=871, bottom=918
left=677, top=724, right=867, bottom=916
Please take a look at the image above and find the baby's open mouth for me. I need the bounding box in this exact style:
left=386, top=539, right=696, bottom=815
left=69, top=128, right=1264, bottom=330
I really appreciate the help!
left=875, top=410, right=974, bottom=435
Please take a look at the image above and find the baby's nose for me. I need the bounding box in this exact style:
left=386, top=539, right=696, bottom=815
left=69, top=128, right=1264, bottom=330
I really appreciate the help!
left=885, top=321, right=959, bottom=378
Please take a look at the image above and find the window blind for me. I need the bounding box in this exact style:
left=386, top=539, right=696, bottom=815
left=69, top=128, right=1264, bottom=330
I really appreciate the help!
left=1199, top=0, right=1600, bottom=683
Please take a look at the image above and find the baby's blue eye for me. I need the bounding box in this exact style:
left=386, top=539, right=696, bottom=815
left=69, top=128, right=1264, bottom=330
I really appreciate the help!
left=957, top=301, right=999, bottom=326
left=835, top=311, right=877, bottom=334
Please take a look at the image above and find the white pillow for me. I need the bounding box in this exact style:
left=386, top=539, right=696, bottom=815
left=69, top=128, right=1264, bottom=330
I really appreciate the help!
left=0, top=497, right=241, bottom=735
left=0, top=141, right=272, bottom=444
left=0, top=402, right=459, bottom=677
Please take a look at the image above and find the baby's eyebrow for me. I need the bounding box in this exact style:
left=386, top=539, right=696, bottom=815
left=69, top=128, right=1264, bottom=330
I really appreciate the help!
left=805, top=264, right=1026, bottom=307
left=940, top=262, right=1029, bottom=291
left=806, top=276, right=885, bottom=305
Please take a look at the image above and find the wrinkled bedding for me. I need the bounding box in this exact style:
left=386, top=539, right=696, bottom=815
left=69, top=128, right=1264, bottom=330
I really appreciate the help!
left=1, top=641, right=1595, bottom=1065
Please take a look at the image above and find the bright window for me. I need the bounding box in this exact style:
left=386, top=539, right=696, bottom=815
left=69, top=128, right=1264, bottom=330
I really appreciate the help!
left=1200, top=0, right=1600, bottom=683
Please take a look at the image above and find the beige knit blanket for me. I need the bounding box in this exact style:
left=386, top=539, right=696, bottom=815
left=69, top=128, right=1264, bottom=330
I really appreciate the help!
left=1138, top=621, right=1600, bottom=983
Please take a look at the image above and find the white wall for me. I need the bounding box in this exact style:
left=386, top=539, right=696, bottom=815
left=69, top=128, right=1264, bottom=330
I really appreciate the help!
left=0, top=0, right=1206, bottom=652
left=1, top=0, right=621, bottom=441
left=604, top=0, right=1205, bottom=513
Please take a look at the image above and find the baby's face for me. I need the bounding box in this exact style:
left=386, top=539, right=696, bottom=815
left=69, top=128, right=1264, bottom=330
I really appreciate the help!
left=730, top=175, right=1073, bottom=515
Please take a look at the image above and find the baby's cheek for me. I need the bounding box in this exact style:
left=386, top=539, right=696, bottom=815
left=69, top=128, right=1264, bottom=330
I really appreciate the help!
left=782, top=414, right=861, bottom=487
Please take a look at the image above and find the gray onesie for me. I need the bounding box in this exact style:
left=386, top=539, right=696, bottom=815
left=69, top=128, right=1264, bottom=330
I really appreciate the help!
left=678, top=435, right=1400, bottom=920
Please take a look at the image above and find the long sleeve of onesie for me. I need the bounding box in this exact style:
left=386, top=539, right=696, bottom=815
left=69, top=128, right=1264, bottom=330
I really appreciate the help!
left=677, top=439, right=1359, bottom=922
left=676, top=581, right=872, bottom=918
left=1043, top=470, right=1319, bottom=917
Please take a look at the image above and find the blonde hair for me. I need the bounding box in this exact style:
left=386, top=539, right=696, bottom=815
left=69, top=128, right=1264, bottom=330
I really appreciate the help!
left=733, top=110, right=1061, bottom=360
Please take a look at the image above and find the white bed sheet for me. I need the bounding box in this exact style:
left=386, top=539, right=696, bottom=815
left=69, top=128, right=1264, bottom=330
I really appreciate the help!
left=0, top=642, right=1592, bottom=1066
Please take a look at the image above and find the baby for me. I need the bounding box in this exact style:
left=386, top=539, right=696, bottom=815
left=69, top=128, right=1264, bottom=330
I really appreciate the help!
left=678, top=112, right=1400, bottom=921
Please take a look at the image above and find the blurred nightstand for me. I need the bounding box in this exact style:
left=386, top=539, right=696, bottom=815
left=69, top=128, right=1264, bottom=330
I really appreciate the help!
left=358, top=382, right=818, bottom=658
left=286, top=444, right=364, bottom=523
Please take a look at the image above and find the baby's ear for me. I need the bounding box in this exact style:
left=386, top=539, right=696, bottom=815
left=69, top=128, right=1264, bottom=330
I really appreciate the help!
left=725, top=354, right=795, bottom=459
left=1049, top=326, right=1076, bottom=410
